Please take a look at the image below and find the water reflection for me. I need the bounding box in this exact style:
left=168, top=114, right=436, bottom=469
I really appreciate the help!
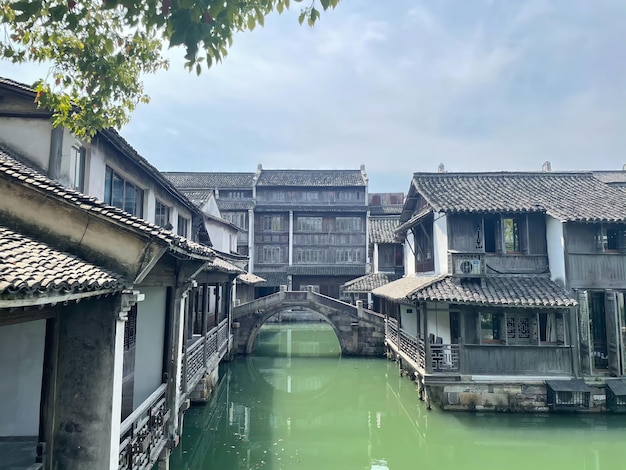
left=170, top=325, right=626, bottom=470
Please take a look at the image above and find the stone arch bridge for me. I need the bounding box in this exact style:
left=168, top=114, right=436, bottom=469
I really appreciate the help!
left=232, top=289, right=386, bottom=356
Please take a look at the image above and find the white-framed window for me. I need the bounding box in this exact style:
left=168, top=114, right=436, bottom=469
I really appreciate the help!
left=177, top=215, right=189, bottom=237
left=296, top=217, right=323, bottom=232
left=296, top=249, right=324, bottom=264
left=69, top=145, right=86, bottom=192
left=104, top=166, right=144, bottom=217
left=336, top=248, right=363, bottom=263
left=260, top=245, right=282, bottom=263
left=335, top=217, right=362, bottom=232
left=262, top=216, right=283, bottom=231
left=155, top=200, right=170, bottom=228
left=223, top=212, right=248, bottom=230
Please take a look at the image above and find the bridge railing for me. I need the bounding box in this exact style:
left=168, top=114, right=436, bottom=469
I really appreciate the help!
left=233, top=291, right=284, bottom=318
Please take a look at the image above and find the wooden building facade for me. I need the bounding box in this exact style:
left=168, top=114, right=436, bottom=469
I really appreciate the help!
left=375, top=172, right=626, bottom=412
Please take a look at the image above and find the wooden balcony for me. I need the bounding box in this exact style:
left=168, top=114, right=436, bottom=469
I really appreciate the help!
left=385, top=319, right=573, bottom=377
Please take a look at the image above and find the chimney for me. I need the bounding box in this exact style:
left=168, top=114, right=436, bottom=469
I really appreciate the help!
left=542, top=161, right=551, bottom=172
left=438, top=163, right=446, bottom=173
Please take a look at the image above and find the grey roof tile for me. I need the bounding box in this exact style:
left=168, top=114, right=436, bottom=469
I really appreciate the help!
left=369, top=218, right=401, bottom=244
left=342, top=273, right=401, bottom=293
left=409, top=275, right=577, bottom=308
left=254, top=271, right=290, bottom=287
left=217, top=200, right=256, bottom=211
left=0, top=226, right=126, bottom=299
left=256, top=169, right=366, bottom=187
left=287, top=265, right=366, bottom=276
left=412, top=172, right=626, bottom=222
left=0, top=148, right=215, bottom=260
left=163, top=172, right=255, bottom=189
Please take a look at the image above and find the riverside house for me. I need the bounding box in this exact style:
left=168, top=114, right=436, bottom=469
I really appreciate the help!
left=375, top=172, right=626, bottom=412
left=0, top=77, right=246, bottom=469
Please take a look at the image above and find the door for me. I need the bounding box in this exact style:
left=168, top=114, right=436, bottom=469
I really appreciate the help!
left=605, top=291, right=623, bottom=376
left=577, top=290, right=592, bottom=374
left=589, top=292, right=608, bottom=372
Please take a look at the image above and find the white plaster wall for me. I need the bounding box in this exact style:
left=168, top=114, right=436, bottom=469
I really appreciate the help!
left=0, top=320, right=45, bottom=436
left=87, top=141, right=107, bottom=200
left=426, top=302, right=451, bottom=343
left=133, top=287, right=167, bottom=408
left=205, top=219, right=238, bottom=253
left=433, top=213, right=448, bottom=275
left=404, top=232, right=416, bottom=276
left=400, top=304, right=418, bottom=337
left=0, top=118, right=52, bottom=171
left=546, top=216, right=567, bottom=287
left=373, top=244, right=379, bottom=273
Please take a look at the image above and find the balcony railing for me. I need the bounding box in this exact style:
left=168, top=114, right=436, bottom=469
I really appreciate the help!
left=183, top=318, right=230, bottom=394
left=385, top=319, right=459, bottom=374
left=119, top=384, right=169, bottom=470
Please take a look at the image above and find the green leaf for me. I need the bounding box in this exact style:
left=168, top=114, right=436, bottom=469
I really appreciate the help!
left=247, top=15, right=255, bottom=30
left=104, top=38, right=114, bottom=54
left=276, top=1, right=284, bottom=14
left=298, top=11, right=305, bottom=25
left=320, top=0, right=330, bottom=10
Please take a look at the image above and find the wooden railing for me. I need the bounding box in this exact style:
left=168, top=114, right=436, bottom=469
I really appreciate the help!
left=385, top=319, right=459, bottom=374
left=429, top=343, right=460, bottom=373
left=217, top=319, right=229, bottom=353
left=185, top=338, right=205, bottom=391
left=119, top=384, right=169, bottom=470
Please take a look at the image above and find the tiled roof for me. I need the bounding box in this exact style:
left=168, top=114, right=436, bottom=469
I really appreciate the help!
left=593, top=171, right=626, bottom=184
left=369, top=218, right=401, bottom=244
left=181, top=190, right=213, bottom=206
left=411, top=172, right=626, bottom=222
left=372, top=275, right=443, bottom=302
left=287, top=265, right=366, bottom=276
left=163, top=172, right=255, bottom=189
left=217, top=200, right=256, bottom=211
left=207, top=256, right=245, bottom=274
left=256, top=169, right=366, bottom=187
left=0, top=148, right=215, bottom=260
left=237, top=272, right=266, bottom=285
left=342, top=273, right=401, bottom=293
left=369, top=205, right=403, bottom=216
left=409, top=275, right=577, bottom=308
left=255, top=271, right=289, bottom=287
left=0, top=226, right=126, bottom=300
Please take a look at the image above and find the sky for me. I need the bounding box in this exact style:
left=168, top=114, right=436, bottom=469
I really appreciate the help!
left=4, top=0, right=626, bottom=193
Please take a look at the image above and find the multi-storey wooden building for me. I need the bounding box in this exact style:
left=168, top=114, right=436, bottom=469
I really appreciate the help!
left=165, top=165, right=369, bottom=299
left=375, top=172, right=626, bottom=411
left=341, top=193, right=404, bottom=306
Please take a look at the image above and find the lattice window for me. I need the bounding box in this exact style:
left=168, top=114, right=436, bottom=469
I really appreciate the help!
left=124, top=305, right=137, bottom=351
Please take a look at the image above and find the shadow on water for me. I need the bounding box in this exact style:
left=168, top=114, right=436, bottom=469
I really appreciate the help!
left=170, top=322, right=626, bottom=470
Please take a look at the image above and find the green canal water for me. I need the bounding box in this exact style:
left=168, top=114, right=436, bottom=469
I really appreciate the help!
left=170, top=323, right=626, bottom=470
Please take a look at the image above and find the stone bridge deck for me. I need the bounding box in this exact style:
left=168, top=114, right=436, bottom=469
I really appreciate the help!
left=232, top=290, right=386, bottom=356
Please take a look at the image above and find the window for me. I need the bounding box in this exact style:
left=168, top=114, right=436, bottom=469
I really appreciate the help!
left=503, top=217, right=521, bottom=253
left=155, top=200, right=170, bottom=228
left=480, top=312, right=504, bottom=344
left=336, top=217, right=362, bottom=232
left=69, top=146, right=86, bottom=192
left=223, top=212, right=248, bottom=230
left=378, top=245, right=395, bottom=269
left=538, top=312, right=566, bottom=345
left=177, top=215, right=189, bottom=237
left=296, top=249, right=324, bottom=264
left=337, top=191, right=361, bottom=201
left=302, top=192, right=319, bottom=201
left=296, top=217, right=323, bottom=232
left=262, top=216, right=283, bottom=231
left=260, top=245, right=282, bottom=263
left=336, top=248, right=363, bottom=263
left=598, top=224, right=626, bottom=251
left=104, top=166, right=144, bottom=217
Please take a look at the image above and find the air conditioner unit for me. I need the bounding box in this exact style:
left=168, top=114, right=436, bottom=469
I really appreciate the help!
left=455, top=257, right=482, bottom=276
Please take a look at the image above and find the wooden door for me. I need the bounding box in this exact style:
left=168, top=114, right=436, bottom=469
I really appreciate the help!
left=577, top=290, right=592, bottom=375
left=605, top=291, right=622, bottom=376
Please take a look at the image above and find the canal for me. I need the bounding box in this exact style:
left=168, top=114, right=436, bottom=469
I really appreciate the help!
left=169, top=322, right=626, bottom=470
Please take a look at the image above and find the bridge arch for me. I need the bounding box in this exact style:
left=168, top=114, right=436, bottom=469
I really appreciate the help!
left=244, top=306, right=347, bottom=355
left=233, top=290, right=386, bottom=357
